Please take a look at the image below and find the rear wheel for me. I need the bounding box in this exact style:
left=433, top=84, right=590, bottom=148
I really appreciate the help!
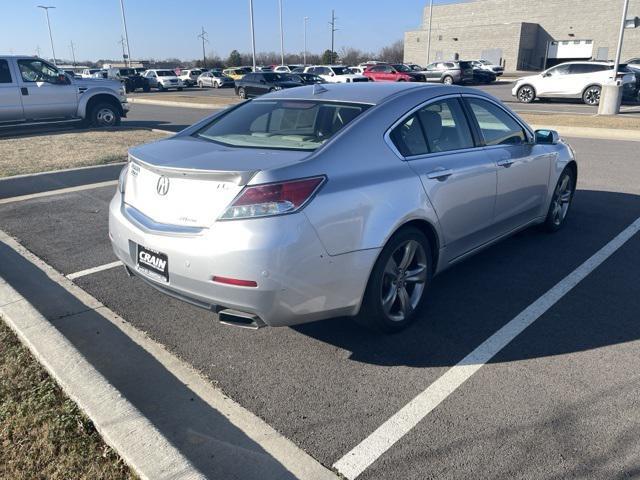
left=582, top=85, right=601, bottom=105
left=89, top=102, right=121, bottom=128
left=213, top=81, right=220, bottom=88
left=517, top=85, right=536, bottom=103
left=356, top=227, right=432, bottom=333
left=442, top=75, right=454, bottom=85
left=543, top=167, right=575, bottom=232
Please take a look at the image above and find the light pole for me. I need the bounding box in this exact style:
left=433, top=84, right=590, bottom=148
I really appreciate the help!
left=303, top=16, right=309, bottom=66
left=118, top=0, right=132, bottom=66
left=278, top=0, right=284, bottom=65
left=599, top=0, right=631, bottom=114
left=426, top=0, right=433, bottom=65
left=69, top=40, right=77, bottom=67
left=37, top=5, right=57, bottom=65
left=249, top=0, right=257, bottom=71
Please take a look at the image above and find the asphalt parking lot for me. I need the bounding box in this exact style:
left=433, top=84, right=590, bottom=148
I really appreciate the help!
left=1, top=132, right=639, bottom=478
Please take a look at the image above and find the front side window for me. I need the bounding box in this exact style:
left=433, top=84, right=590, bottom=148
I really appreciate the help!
left=331, top=67, right=352, bottom=75
left=194, top=100, right=369, bottom=151
left=18, top=59, right=59, bottom=83
left=0, top=60, right=12, bottom=83
left=466, top=98, right=526, bottom=146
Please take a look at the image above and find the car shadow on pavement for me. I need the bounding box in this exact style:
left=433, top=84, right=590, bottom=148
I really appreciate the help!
left=0, top=242, right=305, bottom=480
left=294, top=189, right=640, bottom=368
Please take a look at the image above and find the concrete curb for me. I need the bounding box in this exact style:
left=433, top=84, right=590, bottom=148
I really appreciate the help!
left=530, top=123, right=640, bottom=142
left=0, top=230, right=338, bottom=480
left=128, top=97, right=237, bottom=110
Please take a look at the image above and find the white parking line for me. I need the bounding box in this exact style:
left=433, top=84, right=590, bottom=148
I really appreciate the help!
left=66, top=260, right=123, bottom=280
left=0, top=180, right=117, bottom=205
left=333, top=216, right=640, bottom=480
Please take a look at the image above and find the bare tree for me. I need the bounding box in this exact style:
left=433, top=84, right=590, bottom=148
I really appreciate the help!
left=378, top=40, right=404, bottom=63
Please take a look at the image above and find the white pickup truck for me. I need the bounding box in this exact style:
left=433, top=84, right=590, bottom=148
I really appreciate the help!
left=0, top=55, right=129, bottom=127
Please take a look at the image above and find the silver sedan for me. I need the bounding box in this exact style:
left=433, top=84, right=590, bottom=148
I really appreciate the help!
left=109, top=83, right=577, bottom=332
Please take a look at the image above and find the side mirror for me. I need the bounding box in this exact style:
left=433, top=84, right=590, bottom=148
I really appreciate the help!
left=542, top=72, right=551, bottom=78
left=56, top=74, right=70, bottom=85
left=330, top=72, right=335, bottom=77
left=535, top=129, right=560, bottom=145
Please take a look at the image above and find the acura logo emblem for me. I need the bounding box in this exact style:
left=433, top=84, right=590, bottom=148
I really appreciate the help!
left=156, top=176, right=170, bottom=196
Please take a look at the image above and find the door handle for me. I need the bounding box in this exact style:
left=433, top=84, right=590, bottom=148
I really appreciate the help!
left=426, top=168, right=454, bottom=180
left=20, top=87, right=28, bottom=96
left=497, top=158, right=515, bottom=167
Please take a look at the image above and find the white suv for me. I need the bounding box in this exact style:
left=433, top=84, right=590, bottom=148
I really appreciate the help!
left=303, top=65, right=368, bottom=83
left=143, top=69, right=184, bottom=91
left=178, top=69, right=202, bottom=87
left=512, top=61, right=637, bottom=105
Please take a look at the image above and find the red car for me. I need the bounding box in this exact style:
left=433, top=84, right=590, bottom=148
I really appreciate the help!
left=363, top=64, right=426, bottom=82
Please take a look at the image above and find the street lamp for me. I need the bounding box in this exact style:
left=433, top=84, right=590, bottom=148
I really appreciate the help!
left=278, top=0, right=284, bottom=66
left=37, top=5, right=57, bottom=65
left=249, top=0, right=257, bottom=71
left=118, top=0, right=132, bottom=67
left=426, top=0, right=433, bottom=65
left=303, top=16, right=309, bottom=66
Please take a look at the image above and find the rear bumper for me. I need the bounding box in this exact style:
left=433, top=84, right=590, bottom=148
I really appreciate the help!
left=108, top=193, right=378, bottom=327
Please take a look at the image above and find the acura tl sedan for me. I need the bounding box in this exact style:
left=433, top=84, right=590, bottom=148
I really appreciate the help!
left=109, top=83, right=577, bottom=332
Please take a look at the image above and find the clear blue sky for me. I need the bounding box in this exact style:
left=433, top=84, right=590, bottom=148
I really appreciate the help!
left=0, top=0, right=459, bottom=62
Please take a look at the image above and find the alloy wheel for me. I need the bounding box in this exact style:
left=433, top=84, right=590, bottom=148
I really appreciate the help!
left=380, top=240, right=428, bottom=322
left=584, top=87, right=601, bottom=105
left=518, top=86, right=534, bottom=103
left=551, top=172, right=573, bottom=226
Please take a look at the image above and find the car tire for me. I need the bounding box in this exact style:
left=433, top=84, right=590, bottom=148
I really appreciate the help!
left=355, top=227, right=433, bottom=333
left=89, top=102, right=121, bottom=128
left=582, top=85, right=601, bottom=105
left=516, top=85, right=536, bottom=103
left=542, top=167, right=576, bottom=232
left=238, top=87, right=247, bottom=99
left=442, top=75, right=454, bottom=85
left=213, top=81, right=219, bottom=88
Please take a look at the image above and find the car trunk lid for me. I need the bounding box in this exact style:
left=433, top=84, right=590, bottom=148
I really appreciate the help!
left=123, top=136, right=309, bottom=228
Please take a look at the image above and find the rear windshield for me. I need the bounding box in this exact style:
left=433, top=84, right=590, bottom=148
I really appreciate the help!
left=194, top=100, right=369, bottom=151
left=156, top=70, right=176, bottom=76
left=262, top=72, right=291, bottom=82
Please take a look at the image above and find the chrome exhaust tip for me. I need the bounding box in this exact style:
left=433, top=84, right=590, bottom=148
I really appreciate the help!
left=218, top=309, right=266, bottom=330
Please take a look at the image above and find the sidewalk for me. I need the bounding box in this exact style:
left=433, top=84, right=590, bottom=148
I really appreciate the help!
left=0, top=230, right=338, bottom=480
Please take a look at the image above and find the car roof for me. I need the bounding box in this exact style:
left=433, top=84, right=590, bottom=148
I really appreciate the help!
left=256, top=82, right=469, bottom=105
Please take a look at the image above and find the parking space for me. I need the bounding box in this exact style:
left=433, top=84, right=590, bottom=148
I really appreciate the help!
left=1, top=135, right=638, bottom=478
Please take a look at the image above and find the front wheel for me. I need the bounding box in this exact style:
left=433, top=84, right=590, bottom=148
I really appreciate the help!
left=583, top=85, right=601, bottom=105
left=213, top=81, right=219, bottom=88
left=442, top=75, right=454, bottom=85
left=517, top=85, right=536, bottom=103
left=543, top=168, right=575, bottom=232
left=238, top=87, right=246, bottom=99
left=356, top=227, right=433, bottom=333
left=89, top=102, right=121, bottom=128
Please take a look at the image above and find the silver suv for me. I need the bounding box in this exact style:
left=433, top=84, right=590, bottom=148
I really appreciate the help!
left=0, top=56, right=129, bottom=127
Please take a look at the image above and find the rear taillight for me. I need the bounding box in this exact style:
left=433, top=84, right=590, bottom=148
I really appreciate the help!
left=220, top=176, right=325, bottom=220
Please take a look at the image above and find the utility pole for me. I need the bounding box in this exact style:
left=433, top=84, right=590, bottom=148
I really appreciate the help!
left=278, top=0, right=284, bottom=65
left=35, top=45, right=42, bottom=57
left=118, top=0, right=132, bottom=66
left=249, top=0, right=257, bottom=71
left=37, top=5, right=57, bottom=65
left=197, top=27, right=209, bottom=68
left=303, top=16, right=309, bottom=65
left=69, top=41, right=77, bottom=67
left=426, top=0, right=434, bottom=65
left=118, top=36, right=127, bottom=65
left=329, top=9, right=337, bottom=64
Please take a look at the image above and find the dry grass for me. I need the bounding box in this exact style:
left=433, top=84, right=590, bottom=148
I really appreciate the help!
left=0, top=129, right=168, bottom=178
left=130, top=94, right=239, bottom=106
left=0, top=320, right=136, bottom=480
left=520, top=112, right=640, bottom=130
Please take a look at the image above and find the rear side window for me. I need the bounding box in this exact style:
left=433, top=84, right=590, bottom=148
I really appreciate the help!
left=390, top=98, right=474, bottom=156
left=569, top=64, right=607, bottom=74
left=0, top=60, right=12, bottom=83
left=466, top=98, right=526, bottom=146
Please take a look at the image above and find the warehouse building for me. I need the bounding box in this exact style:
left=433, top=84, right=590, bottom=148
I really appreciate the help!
left=404, top=0, right=640, bottom=71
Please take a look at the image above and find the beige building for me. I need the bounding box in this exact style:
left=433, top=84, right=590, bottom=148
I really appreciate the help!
left=404, top=0, right=640, bottom=71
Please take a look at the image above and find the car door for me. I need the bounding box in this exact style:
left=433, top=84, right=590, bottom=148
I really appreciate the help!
left=424, top=63, right=439, bottom=82
left=16, top=58, right=77, bottom=120
left=0, top=59, right=24, bottom=123
left=389, top=96, right=498, bottom=261
left=144, top=71, right=157, bottom=87
left=464, top=96, right=552, bottom=234
left=536, top=64, right=572, bottom=96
